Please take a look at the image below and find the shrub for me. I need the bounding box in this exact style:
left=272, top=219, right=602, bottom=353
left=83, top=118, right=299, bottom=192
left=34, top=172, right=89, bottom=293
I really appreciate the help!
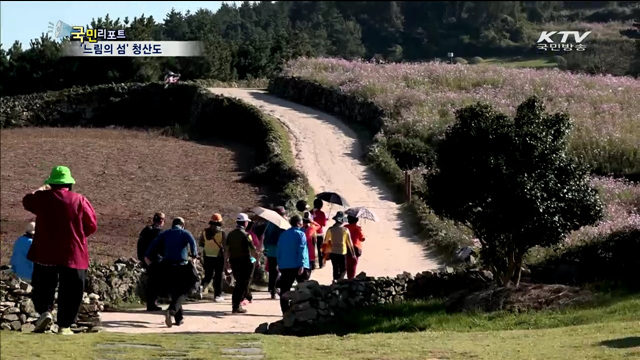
left=385, top=135, right=436, bottom=170
left=530, top=228, right=640, bottom=288
left=555, top=55, right=568, bottom=69
left=453, top=57, right=468, bottom=65
left=564, top=39, right=636, bottom=76
left=469, top=56, right=484, bottom=65
left=424, top=97, right=604, bottom=286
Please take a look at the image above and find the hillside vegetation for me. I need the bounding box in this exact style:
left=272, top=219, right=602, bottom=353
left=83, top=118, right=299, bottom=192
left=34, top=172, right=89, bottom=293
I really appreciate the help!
left=271, top=57, right=640, bottom=261
left=2, top=1, right=639, bottom=96
left=284, top=58, right=640, bottom=176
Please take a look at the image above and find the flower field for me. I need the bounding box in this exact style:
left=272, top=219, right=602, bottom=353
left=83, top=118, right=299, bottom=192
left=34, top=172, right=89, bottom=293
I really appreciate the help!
left=283, top=57, right=640, bottom=175
left=567, top=176, right=640, bottom=245
left=281, top=57, right=640, bottom=249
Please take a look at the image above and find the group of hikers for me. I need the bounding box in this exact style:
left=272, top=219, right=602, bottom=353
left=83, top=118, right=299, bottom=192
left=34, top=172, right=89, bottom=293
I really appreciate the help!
left=8, top=165, right=367, bottom=332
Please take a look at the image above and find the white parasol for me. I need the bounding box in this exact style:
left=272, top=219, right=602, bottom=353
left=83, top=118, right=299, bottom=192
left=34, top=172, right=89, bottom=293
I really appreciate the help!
left=251, top=207, right=290, bottom=230
left=345, top=207, right=378, bottom=222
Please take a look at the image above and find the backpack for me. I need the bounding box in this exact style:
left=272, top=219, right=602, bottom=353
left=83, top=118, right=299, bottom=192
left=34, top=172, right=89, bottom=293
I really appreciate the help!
left=202, top=229, right=225, bottom=257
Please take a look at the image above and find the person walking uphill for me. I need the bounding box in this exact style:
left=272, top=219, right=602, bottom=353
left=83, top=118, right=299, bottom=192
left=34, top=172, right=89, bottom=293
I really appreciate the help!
left=224, top=213, right=261, bottom=314
left=302, top=212, right=319, bottom=274
left=22, top=166, right=98, bottom=335
left=276, top=215, right=310, bottom=313
left=323, top=211, right=355, bottom=282
left=145, top=217, right=198, bottom=328
left=137, top=212, right=165, bottom=311
left=344, top=215, right=365, bottom=280
left=310, top=199, right=328, bottom=268
left=199, top=213, right=226, bottom=302
left=243, top=220, right=262, bottom=304
left=263, top=206, right=287, bottom=299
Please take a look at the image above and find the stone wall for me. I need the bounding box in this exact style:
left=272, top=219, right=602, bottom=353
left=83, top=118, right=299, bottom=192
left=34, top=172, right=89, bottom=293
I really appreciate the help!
left=0, top=270, right=104, bottom=333
left=87, top=258, right=145, bottom=307
left=257, top=268, right=494, bottom=335
left=87, top=258, right=212, bottom=307
left=1, top=258, right=210, bottom=332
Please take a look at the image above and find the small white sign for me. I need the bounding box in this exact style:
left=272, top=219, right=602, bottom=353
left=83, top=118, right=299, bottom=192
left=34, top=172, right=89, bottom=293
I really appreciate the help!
left=447, top=52, right=454, bottom=58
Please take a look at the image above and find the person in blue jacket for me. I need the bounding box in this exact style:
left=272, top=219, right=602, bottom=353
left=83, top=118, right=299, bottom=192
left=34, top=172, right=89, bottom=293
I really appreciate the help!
left=145, top=217, right=198, bottom=328
left=276, top=215, right=310, bottom=313
left=10, top=222, right=36, bottom=283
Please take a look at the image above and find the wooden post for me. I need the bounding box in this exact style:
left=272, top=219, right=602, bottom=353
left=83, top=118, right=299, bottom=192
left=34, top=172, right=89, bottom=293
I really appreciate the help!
left=404, top=171, right=412, bottom=203
left=407, top=172, right=412, bottom=203
left=404, top=171, right=408, bottom=202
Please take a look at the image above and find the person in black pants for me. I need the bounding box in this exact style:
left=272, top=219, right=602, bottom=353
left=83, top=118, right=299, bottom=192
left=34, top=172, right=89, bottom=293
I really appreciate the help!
left=137, top=212, right=165, bottom=311
left=198, top=213, right=226, bottom=302
left=276, top=215, right=311, bottom=313
left=22, top=167, right=98, bottom=335
left=31, top=264, right=86, bottom=331
left=145, top=217, right=198, bottom=327
left=263, top=206, right=287, bottom=299
left=277, top=268, right=311, bottom=313
left=224, top=213, right=261, bottom=314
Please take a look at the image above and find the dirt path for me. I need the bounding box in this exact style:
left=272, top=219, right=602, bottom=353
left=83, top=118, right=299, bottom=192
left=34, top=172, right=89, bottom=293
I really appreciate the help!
left=208, top=88, right=440, bottom=280
left=100, top=88, right=439, bottom=334
left=100, top=292, right=282, bottom=334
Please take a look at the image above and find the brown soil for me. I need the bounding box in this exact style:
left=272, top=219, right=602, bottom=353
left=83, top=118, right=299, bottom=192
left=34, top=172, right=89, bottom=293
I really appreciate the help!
left=1, top=127, right=268, bottom=265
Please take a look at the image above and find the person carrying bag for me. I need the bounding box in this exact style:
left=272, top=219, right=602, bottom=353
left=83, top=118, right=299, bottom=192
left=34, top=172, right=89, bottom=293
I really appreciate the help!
left=198, top=214, right=226, bottom=302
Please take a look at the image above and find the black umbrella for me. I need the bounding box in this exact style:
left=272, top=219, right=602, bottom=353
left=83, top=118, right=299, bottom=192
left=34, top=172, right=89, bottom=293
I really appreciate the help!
left=316, top=192, right=349, bottom=207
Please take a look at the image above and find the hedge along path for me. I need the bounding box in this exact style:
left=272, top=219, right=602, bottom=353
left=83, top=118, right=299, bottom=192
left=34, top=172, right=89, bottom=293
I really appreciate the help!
left=207, top=88, right=440, bottom=280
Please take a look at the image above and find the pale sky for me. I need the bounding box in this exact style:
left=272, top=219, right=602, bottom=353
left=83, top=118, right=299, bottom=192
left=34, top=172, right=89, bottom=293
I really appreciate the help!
left=0, top=1, right=245, bottom=49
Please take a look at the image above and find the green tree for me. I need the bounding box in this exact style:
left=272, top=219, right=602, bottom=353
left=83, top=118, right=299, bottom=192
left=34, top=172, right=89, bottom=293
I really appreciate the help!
left=424, top=97, right=604, bottom=286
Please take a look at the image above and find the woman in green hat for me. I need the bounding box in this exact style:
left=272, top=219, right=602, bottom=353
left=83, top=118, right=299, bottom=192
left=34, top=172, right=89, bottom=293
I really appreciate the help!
left=22, top=165, right=98, bottom=335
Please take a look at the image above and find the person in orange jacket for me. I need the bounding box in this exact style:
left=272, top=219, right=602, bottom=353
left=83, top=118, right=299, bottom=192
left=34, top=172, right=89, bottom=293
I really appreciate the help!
left=302, top=212, right=320, bottom=273
left=344, top=215, right=365, bottom=279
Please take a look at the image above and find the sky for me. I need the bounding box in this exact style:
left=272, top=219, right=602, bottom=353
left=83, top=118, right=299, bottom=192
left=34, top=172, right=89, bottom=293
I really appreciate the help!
left=0, top=1, right=244, bottom=49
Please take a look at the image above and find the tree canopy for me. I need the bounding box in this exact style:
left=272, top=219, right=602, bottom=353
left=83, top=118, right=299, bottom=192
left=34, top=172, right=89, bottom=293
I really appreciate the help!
left=424, top=97, right=604, bottom=286
left=1, top=1, right=639, bottom=95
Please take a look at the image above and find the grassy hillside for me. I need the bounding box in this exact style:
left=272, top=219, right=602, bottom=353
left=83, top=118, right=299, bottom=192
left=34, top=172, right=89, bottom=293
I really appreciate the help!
left=271, top=57, right=639, bottom=260
left=284, top=57, right=640, bottom=176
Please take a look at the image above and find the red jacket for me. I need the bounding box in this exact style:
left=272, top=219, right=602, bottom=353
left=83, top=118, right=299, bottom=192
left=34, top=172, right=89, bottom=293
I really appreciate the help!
left=23, top=188, right=98, bottom=269
left=310, top=209, right=327, bottom=234
left=303, top=223, right=319, bottom=261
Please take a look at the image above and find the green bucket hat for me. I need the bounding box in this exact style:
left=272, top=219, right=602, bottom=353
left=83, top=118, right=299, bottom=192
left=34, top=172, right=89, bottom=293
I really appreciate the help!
left=44, top=166, right=76, bottom=185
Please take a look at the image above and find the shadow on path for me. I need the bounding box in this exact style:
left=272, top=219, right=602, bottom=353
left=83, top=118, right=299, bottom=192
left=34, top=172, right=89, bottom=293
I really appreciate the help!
left=598, top=337, right=640, bottom=349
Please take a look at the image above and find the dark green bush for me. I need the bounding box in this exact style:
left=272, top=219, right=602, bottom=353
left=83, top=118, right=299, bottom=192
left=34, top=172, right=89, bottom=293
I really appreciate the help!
left=453, top=57, right=468, bottom=65
left=469, top=56, right=484, bottom=64
left=386, top=135, right=436, bottom=170
left=425, top=97, right=604, bottom=286
left=530, top=228, right=640, bottom=289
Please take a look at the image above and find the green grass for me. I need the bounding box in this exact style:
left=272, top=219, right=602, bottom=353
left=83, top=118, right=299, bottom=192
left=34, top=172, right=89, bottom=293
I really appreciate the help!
left=1, top=321, right=638, bottom=360
left=315, top=294, right=640, bottom=335
left=2, top=295, right=639, bottom=359
left=482, top=57, right=558, bottom=68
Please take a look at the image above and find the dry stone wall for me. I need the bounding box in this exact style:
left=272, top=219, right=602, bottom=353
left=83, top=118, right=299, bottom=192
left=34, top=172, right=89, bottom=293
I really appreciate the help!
left=0, top=270, right=104, bottom=333
left=257, top=268, right=494, bottom=335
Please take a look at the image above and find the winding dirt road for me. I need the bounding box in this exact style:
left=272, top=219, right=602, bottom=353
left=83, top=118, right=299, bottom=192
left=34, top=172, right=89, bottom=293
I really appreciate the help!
left=100, top=88, right=439, bottom=334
